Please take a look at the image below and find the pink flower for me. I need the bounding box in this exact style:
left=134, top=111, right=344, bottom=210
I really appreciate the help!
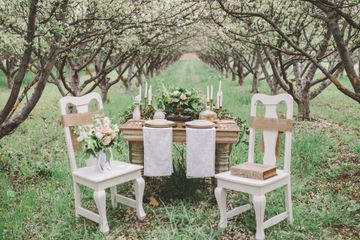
left=100, top=128, right=113, bottom=135
left=111, top=132, right=117, bottom=139
left=101, top=136, right=112, bottom=146
left=180, top=94, right=187, bottom=100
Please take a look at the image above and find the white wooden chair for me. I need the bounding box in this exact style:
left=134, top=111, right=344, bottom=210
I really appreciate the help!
left=59, top=92, right=146, bottom=234
left=214, top=93, right=294, bottom=240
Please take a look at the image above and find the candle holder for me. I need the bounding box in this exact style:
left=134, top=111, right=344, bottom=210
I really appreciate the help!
left=209, top=99, right=213, bottom=110
left=144, top=97, right=148, bottom=110
left=217, top=106, right=222, bottom=118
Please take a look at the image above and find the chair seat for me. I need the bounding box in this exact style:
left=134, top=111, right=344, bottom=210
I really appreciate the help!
left=73, top=160, right=143, bottom=183
left=215, top=169, right=289, bottom=187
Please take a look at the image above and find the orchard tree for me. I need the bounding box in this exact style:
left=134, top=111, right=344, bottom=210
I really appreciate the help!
left=210, top=0, right=359, bottom=119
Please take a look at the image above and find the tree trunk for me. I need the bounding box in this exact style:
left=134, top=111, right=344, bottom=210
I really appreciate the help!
left=298, top=96, right=310, bottom=120
left=68, top=60, right=81, bottom=96
left=251, top=50, right=261, bottom=93
left=327, top=13, right=360, bottom=93
left=231, top=60, right=236, bottom=81
left=270, top=85, right=278, bottom=95
left=137, top=67, right=143, bottom=86
left=358, top=49, right=360, bottom=76
left=100, top=86, right=109, bottom=103
left=251, top=73, right=259, bottom=93
left=237, top=61, right=244, bottom=86
left=6, top=72, right=13, bottom=89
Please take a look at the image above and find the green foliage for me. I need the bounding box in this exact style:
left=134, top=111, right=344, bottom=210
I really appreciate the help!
left=119, top=103, right=156, bottom=124
left=158, top=87, right=205, bottom=118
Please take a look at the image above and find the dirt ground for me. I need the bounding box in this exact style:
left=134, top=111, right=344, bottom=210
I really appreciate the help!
left=180, top=53, right=199, bottom=60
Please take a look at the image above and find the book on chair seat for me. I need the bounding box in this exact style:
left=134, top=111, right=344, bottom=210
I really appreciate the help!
left=230, top=162, right=276, bottom=180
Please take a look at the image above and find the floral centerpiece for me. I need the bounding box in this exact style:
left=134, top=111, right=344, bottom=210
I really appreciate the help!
left=76, top=115, right=119, bottom=172
left=159, top=87, right=204, bottom=120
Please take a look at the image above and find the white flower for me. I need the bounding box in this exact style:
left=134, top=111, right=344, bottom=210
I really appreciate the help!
left=103, top=117, right=111, bottom=128
left=95, top=131, right=104, bottom=140
left=77, top=131, right=88, bottom=142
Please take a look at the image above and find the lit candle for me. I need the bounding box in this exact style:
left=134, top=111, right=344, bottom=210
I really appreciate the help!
left=210, top=84, right=213, bottom=100
left=206, top=86, right=209, bottom=102
left=218, top=80, right=223, bottom=107
left=144, top=81, right=148, bottom=98
left=220, top=93, right=223, bottom=107
left=148, top=85, right=152, bottom=105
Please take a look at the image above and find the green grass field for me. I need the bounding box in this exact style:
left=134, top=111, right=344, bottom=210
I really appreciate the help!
left=0, top=59, right=359, bottom=239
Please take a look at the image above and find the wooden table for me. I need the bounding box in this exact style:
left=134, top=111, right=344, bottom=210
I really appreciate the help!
left=120, top=120, right=240, bottom=173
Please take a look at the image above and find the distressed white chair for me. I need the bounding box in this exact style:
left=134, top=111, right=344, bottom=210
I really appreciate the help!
left=59, top=92, right=145, bottom=234
left=215, top=93, right=294, bottom=240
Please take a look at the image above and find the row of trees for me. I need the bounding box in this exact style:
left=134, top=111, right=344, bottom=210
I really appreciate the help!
left=0, top=0, right=359, bottom=139
left=200, top=0, right=359, bottom=120
left=0, top=0, right=203, bottom=139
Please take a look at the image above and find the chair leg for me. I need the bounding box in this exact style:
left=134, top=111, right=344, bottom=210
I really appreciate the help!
left=134, top=177, right=146, bottom=220
left=215, top=187, right=227, bottom=228
left=110, top=186, right=117, bottom=208
left=94, top=190, right=109, bottom=234
left=253, top=195, right=266, bottom=240
left=249, top=194, right=253, bottom=206
left=285, top=183, right=293, bottom=224
left=74, top=182, right=81, bottom=217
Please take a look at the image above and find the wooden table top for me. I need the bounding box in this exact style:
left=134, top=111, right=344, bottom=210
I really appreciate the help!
left=120, top=119, right=240, bottom=144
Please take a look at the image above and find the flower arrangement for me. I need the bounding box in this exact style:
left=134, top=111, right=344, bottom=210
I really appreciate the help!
left=159, top=87, right=204, bottom=118
left=75, top=115, right=119, bottom=157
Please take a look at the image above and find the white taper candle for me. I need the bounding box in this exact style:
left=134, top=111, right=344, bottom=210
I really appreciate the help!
left=206, top=85, right=209, bottom=102
left=144, top=82, right=148, bottom=98
left=148, top=85, right=152, bottom=105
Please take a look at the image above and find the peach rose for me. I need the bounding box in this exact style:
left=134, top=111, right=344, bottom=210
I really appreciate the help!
left=111, top=132, right=117, bottom=139
left=100, top=128, right=113, bottom=135
left=101, top=136, right=112, bottom=145
left=180, top=93, right=187, bottom=100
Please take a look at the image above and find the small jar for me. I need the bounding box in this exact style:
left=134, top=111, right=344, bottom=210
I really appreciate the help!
left=199, top=106, right=218, bottom=121
left=153, top=109, right=166, bottom=119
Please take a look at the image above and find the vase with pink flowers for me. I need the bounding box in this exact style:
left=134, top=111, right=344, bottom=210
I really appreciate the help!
left=75, top=115, right=119, bottom=173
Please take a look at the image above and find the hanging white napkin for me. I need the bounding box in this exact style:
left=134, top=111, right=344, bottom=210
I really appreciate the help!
left=186, top=127, right=216, bottom=178
left=143, top=127, right=173, bottom=176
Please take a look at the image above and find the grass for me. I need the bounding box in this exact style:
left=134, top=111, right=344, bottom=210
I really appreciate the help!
left=0, top=59, right=359, bottom=239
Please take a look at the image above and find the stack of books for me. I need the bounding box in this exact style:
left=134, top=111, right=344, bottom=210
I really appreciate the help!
left=230, top=162, right=277, bottom=180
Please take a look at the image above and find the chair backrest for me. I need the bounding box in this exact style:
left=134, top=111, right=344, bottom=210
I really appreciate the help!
left=59, top=92, right=103, bottom=171
left=247, top=93, right=293, bottom=173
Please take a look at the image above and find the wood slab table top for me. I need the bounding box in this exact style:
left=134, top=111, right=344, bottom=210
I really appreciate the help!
left=120, top=119, right=240, bottom=144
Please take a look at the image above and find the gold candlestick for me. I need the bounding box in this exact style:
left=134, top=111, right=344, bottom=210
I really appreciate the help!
left=144, top=97, right=148, bottom=110
left=218, top=106, right=222, bottom=118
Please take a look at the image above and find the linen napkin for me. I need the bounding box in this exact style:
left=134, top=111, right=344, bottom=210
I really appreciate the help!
left=186, top=127, right=216, bottom=178
left=143, top=127, right=173, bottom=176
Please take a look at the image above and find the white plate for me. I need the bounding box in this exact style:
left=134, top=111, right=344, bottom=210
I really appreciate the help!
left=144, top=119, right=176, bottom=128
left=185, top=120, right=215, bottom=129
